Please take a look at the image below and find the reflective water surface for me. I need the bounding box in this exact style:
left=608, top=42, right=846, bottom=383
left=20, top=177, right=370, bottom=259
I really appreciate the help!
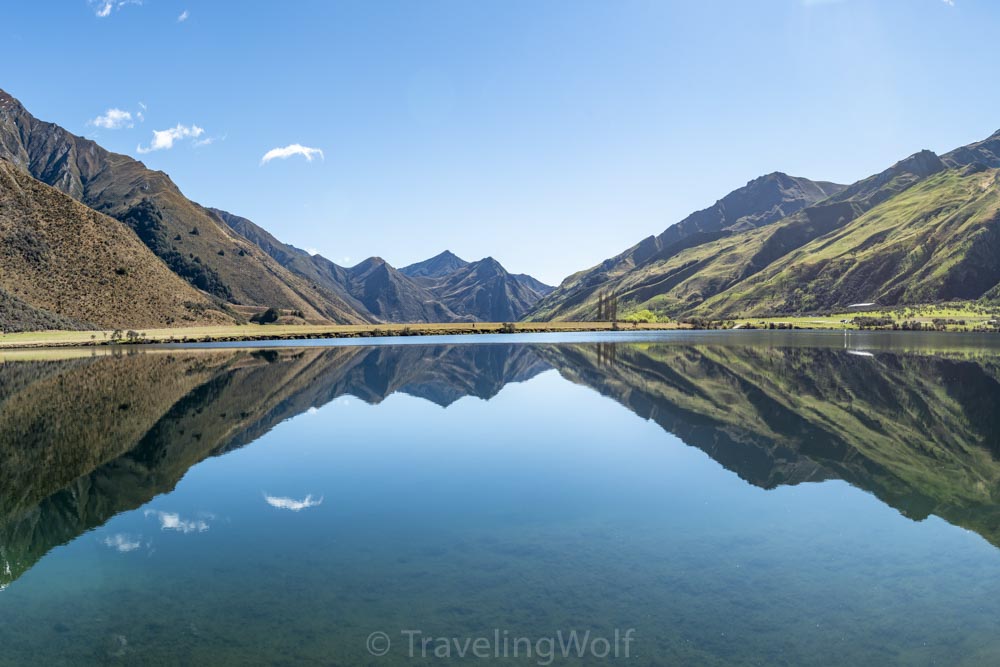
left=2, top=331, right=1000, bottom=665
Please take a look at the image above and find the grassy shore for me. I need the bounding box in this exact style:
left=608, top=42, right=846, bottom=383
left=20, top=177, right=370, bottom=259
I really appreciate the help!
left=731, top=303, right=1000, bottom=332
left=4, top=303, right=998, bottom=350
left=0, top=321, right=685, bottom=350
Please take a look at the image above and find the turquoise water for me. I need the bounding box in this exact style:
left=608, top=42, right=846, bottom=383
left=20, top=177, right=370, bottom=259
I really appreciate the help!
left=1, top=333, right=1000, bottom=665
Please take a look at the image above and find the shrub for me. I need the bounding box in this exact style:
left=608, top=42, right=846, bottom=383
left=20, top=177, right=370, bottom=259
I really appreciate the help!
left=118, top=200, right=233, bottom=300
left=250, top=307, right=280, bottom=324
left=620, top=309, right=662, bottom=323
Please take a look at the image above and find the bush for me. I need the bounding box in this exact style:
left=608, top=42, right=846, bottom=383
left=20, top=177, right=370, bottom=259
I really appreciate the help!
left=118, top=200, right=233, bottom=300
left=250, top=307, right=280, bottom=324
left=620, top=309, right=662, bottom=323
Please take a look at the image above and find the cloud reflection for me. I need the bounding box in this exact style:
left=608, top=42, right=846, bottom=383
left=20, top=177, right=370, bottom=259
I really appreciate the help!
left=264, top=494, right=323, bottom=512
left=144, top=510, right=210, bottom=533
left=103, top=533, right=144, bottom=552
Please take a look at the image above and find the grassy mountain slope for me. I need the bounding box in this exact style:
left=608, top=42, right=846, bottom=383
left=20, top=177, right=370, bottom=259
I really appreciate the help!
left=0, top=159, right=233, bottom=329
left=529, top=150, right=948, bottom=320
left=529, top=173, right=845, bottom=320
left=0, top=88, right=363, bottom=324
left=698, top=165, right=1000, bottom=315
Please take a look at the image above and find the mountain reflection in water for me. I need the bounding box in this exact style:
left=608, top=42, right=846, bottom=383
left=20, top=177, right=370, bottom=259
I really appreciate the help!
left=2, top=335, right=1000, bottom=592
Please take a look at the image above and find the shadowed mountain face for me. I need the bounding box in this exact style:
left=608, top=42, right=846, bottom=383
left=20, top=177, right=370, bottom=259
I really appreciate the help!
left=3, top=337, right=1000, bottom=590
left=399, top=250, right=470, bottom=279
left=213, top=207, right=554, bottom=323
left=409, top=256, right=555, bottom=322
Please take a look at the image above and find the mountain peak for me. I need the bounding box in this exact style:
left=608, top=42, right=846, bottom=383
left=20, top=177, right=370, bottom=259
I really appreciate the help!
left=942, top=130, right=1000, bottom=170
left=351, top=256, right=387, bottom=271
left=0, top=89, right=24, bottom=113
left=399, top=249, right=470, bottom=279
left=758, top=171, right=792, bottom=183
left=894, top=149, right=945, bottom=177
left=470, top=256, right=506, bottom=278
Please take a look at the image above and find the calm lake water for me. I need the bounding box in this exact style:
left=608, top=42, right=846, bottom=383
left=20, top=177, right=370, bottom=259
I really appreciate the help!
left=2, top=331, right=1000, bottom=665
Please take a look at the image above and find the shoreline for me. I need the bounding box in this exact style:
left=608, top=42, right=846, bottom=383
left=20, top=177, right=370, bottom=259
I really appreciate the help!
left=2, top=312, right=999, bottom=351
left=0, top=321, right=686, bottom=350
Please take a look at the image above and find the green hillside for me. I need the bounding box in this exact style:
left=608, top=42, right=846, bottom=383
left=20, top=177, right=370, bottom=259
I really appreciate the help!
left=700, top=165, right=1000, bottom=316
left=528, top=140, right=1000, bottom=321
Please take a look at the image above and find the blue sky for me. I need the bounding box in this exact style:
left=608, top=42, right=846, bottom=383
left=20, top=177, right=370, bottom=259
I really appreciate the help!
left=4, top=0, right=997, bottom=284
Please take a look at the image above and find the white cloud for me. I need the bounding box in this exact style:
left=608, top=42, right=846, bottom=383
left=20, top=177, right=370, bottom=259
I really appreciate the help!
left=103, top=533, right=143, bottom=552
left=194, top=133, right=225, bottom=148
left=260, top=144, right=324, bottom=165
left=264, top=494, right=324, bottom=512
left=305, top=248, right=320, bottom=257
left=89, top=108, right=133, bottom=130
left=144, top=509, right=210, bottom=533
left=92, top=0, right=142, bottom=18
left=137, top=123, right=205, bottom=154
left=178, top=9, right=190, bottom=22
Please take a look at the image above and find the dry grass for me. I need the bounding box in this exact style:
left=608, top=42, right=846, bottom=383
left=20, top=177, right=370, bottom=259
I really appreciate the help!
left=732, top=303, right=1000, bottom=331
left=0, top=321, right=685, bottom=349
left=0, top=161, right=233, bottom=329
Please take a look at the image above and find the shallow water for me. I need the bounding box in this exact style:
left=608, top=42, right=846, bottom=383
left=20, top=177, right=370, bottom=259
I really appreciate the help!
left=1, top=332, right=1000, bottom=665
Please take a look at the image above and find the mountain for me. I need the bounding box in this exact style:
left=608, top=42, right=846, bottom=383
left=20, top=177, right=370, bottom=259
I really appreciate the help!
left=6, top=339, right=1000, bottom=589
left=208, top=208, right=374, bottom=322
left=214, top=206, right=447, bottom=322
left=0, top=344, right=550, bottom=588
left=539, top=341, right=1000, bottom=546
left=944, top=129, right=1000, bottom=169
left=214, top=206, right=553, bottom=322
left=399, top=250, right=469, bottom=278
left=0, top=88, right=366, bottom=325
left=698, top=163, right=1000, bottom=315
left=344, top=254, right=552, bottom=322
left=0, top=158, right=233, bottom=330
left=529, top=138, right=1000, bottom=320
left=0, top=87, right=553, bottom=328
left=529, top=172, right=846, bottom=320
left=341, top=256, right=462, bottom=322
left=415, top=256, right=554, bottom=321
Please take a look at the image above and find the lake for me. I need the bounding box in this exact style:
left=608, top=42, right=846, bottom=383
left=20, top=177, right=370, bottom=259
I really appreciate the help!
left=1, top=331, right=1000, bottom=665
